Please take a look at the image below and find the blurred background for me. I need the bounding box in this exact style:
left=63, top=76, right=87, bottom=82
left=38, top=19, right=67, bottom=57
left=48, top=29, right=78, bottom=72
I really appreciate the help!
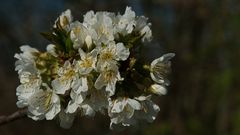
left=0, top=0, right=240, bottom=135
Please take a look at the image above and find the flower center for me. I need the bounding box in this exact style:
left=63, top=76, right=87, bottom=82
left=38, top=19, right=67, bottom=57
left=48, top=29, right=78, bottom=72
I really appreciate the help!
left=104, top=70, right=115, bottom=81
left=152, top=63, right=170, bottom=79
left=80, top=57, right=93, bottom=68
left=100, top=50, right=113, bottom=61
left=61, top=69, right=75, bottom=82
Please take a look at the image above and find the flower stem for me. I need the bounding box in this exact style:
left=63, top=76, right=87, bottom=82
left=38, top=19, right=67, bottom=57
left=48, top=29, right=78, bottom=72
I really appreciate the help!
left=0, top=108, right=27, bottom=126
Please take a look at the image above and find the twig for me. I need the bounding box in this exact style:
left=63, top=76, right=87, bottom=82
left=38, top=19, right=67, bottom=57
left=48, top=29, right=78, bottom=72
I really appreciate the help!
left=0, top=108, right=27, bottom=126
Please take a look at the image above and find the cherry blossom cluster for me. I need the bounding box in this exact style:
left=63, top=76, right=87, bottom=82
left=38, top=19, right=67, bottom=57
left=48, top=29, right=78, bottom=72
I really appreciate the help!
left=15, top=7, right=175, bottom=129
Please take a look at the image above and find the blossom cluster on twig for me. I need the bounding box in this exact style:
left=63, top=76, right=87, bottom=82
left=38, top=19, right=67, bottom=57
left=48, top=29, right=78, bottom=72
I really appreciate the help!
left=14, top=7, right=175, bottom=129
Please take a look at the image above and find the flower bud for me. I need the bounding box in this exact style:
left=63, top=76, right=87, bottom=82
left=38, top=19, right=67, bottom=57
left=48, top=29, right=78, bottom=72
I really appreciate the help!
left=85, top=35, right=92, bottom=49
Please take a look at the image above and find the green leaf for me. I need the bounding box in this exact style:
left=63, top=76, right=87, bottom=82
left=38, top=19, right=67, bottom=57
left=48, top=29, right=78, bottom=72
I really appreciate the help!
left=40, top=32, right=58, bottom=44
left=65, top=37, right=73, bottom=53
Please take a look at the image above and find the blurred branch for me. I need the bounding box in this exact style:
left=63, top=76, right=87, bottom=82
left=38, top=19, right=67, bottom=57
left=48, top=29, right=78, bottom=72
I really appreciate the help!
left=0, top=108, right=27, bottom=126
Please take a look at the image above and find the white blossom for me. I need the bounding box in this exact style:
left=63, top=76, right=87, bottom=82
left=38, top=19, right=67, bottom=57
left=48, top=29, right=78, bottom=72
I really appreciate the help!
left=83, top=11, right=115, bottom=45
left=65, top=77, right=88, bottom=113
left=27, top=84, right=61, bottom=120
left=15, top=45, right=41, bottom=108
left=140, top=25, right=152, bottom=42
left=14, top=45, right=39, bottom=73
left=134, top=95, right=160, bottom=123
left=150, top=53, right=175, bottom=86
left=108, top=97, right=141, bottom=129
left=109, top=95, right=160, bottom=129
left=52, top=61, right=76, bottom=94
left=116, top=6, right=136, bottom=34
left=97, top=42, right=130, bottom=70
left=76, top=48, right=98, bottom=75
left=95, top=62, right=123, bottom=96
left=16, top=71, right=41, bottom=108
left=135, top=16, right=152, bottom=42
left=65, top=49, right=99, bottom=113
left=83, top=11, right=97, bottom=26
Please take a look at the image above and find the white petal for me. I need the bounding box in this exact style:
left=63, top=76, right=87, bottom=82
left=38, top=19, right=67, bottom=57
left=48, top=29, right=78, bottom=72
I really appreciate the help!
left=115, top=43, right=130, bottom=61
left=81, top=104, right=95, bottom=117
left=27, top=112, right=45, bottom=121
left=65, top=100, right=79, bottom=113
left=94, top=74, right=106, bottom=89
left=140, top=25, right=152, bottom=41
left=46, top=44, right=58, bottom=57
left=134, top=95, right=151, bottom=101
left=45, top=94, right=61, bottom=120
left=78, top=48, right=86, bottom=60
left=106, top=81, right=116, bottom=96
left=150, top=72, right=165, bottom=84
left=111, top=98, right=126, bottom=113
left=127, top=99, right=141, bottom=110
left=110, top=117, right=121, bottom=125
left=52, top=79, right=71, bottom=94
left=72, top=77, right=88, bottom=94
left=150, top=84, right=167, bottom=95
left=151, top=53, right=175, bottom=67
left=159, top=53, right=175, bottom=62
left=124, top=7, right=136, bottom=19
left=83, top=10, right=96, bottom=25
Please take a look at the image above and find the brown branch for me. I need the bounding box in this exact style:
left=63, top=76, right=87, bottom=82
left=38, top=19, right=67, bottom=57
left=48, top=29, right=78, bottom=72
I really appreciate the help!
left=0, top=108, right=27, bottom=126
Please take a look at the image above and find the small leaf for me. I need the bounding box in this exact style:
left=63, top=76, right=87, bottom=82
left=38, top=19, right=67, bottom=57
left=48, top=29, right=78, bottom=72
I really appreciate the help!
left=65, top=37, right=73, bottom=53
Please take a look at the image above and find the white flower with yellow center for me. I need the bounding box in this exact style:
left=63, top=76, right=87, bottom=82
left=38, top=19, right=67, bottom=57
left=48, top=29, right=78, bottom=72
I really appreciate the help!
left=65, top=49, right=98, bottom=113
left=95, top=62, right=123, bottom=96
left=108, top=97, right=141, bottom=129
left=77, top=48, right=98, bottom=75
left=15, top=45, right=41, bottom=108
left=97, top=42, right=130, bottom=70
left=150, top=53, right=175, bottom=86
left=27, top=84, right=61, bottom=120
left=52, top=61, right=76, bottom=94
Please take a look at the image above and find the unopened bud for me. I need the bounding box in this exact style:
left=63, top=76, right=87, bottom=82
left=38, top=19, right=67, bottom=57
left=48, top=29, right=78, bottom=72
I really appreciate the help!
left=85, top=35, right=92, bottom=49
